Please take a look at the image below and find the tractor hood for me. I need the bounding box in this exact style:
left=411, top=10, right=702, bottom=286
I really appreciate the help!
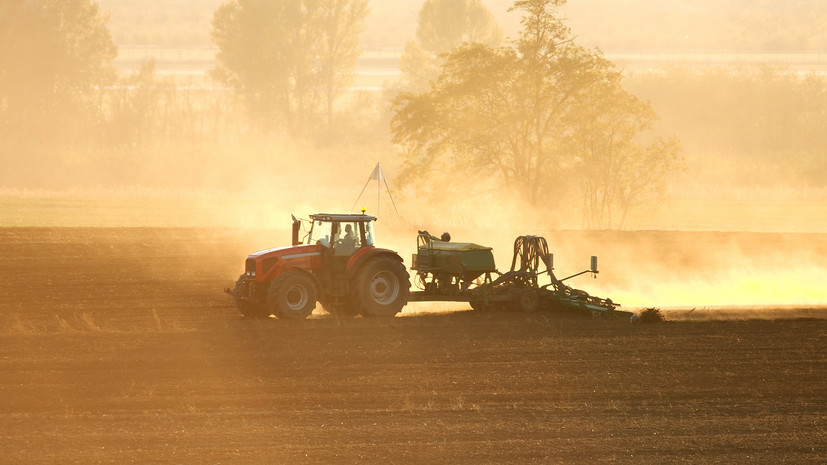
left=247, top=245, right=299, bottom=260
left=244, top=244, right=323, bottom=282
left=247, top=244, right=322, bottom=262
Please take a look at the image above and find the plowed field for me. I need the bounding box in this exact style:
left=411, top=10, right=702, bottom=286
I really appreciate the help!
left=1, top=228, right=825, bottom=464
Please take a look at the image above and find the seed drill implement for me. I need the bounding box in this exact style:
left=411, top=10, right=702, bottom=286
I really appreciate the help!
left=409, top=231, right=630, bottom=318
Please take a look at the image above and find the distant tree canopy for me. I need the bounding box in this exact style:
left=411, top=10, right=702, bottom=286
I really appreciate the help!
left=391, top=0, right=681, bottom=228
left=399, top=0, right=502, bottom=92
left=211, top=0, right=368, bottom=133
left=0, top=0, right=117, bottom=143
left=99, top=0, right=221, bottom=47
left=417, top=0, right=502, bottom=54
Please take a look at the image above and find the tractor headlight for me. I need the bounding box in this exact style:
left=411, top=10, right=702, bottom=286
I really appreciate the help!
left=245, top=259, right=257, bottom=278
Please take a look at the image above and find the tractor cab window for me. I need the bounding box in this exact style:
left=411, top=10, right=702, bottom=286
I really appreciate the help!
left=363, top=221, right=375, bottom=246
left=334, top=221, right=360, bottom=255
left=308, top=220, right=333, bottom=247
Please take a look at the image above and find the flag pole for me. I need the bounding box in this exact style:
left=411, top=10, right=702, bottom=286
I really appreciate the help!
left=383, top=176, right=399, bottom=215
left=351, top=178, right=371, bottom=212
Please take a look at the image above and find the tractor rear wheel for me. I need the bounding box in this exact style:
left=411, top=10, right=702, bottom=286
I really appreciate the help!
left=352, top=256, right=410, bottom=318
left=268, top=271, right=317, bottom=319
left=233, top=274, right=270, bottom=318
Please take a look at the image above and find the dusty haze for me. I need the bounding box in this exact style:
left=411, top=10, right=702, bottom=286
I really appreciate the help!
left=2, top=5, right=826, bottom=463
left=1, top=0, right=826, bottom=311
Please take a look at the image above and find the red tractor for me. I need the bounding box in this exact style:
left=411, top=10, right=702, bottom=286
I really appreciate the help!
left=226, top=212, right=410, bottom=319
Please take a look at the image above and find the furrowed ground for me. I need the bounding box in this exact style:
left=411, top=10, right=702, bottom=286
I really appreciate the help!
left=1, top=228, right=825, bottom=464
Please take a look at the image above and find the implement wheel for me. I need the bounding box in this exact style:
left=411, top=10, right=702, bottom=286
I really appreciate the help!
left=470, top=300, right=495, bottom=312
left=352, top=255, right=410, bottom=318
left=268, top=271, right=317, bottom=319
left=516, top=288, right=540, bottom=313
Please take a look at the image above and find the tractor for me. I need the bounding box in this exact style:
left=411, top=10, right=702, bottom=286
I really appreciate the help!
left=226, top=212, right=410, bottom=319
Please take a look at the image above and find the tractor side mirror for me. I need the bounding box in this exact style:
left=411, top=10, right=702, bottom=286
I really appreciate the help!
left=590, top=256, right=599, bottom=275
left=291, top=214, right=301, bottom=246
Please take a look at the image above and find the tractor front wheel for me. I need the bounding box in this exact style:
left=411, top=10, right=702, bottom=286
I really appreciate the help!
left=268, top=271, right=317, bottom=319
left=352, top=256, right=410, bottom=318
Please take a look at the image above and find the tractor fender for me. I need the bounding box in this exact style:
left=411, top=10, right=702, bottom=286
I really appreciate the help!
left=345, top=248, right=404, bottom=279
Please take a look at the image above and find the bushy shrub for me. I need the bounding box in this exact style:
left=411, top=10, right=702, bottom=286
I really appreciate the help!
left=638, top=307, right=665, bottom=324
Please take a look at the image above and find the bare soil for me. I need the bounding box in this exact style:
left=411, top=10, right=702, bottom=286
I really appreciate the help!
left=1, top=228, right=825, bottom=464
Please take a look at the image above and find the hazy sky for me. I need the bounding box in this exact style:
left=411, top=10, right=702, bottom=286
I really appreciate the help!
left=99, top=0, right=827, bottom=52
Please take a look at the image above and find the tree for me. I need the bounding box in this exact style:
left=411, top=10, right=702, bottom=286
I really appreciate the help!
left=399, top=0, right=502, bottom=92
left=106, top=60, right=166, bottom=148
left=391, top=0, right=681, bottom=228
left=318, top=0, right=369, bottom=129
left=211, top=0, right=368, bottom=133
left=568, top=79, right=681, bottom=228
left=0, top=0, right=117, bottom=144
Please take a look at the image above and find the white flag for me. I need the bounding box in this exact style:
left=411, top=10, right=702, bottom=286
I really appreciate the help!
left=352, top=162, right=398, bottom=216
left=369, top=163, right=384, bottom=181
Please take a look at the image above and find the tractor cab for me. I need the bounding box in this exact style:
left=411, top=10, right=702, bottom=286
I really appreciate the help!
left=301, top=213, right=376, bottom=257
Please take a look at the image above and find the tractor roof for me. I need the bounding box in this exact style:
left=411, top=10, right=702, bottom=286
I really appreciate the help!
left=309, top=213, right=377, bottom=222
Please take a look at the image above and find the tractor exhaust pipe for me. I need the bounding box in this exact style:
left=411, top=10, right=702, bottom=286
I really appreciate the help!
left=291, top=214, right=301, bottom=246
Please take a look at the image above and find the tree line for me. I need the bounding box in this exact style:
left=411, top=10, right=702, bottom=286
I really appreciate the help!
left=2, top=0, right=824, bottom=227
